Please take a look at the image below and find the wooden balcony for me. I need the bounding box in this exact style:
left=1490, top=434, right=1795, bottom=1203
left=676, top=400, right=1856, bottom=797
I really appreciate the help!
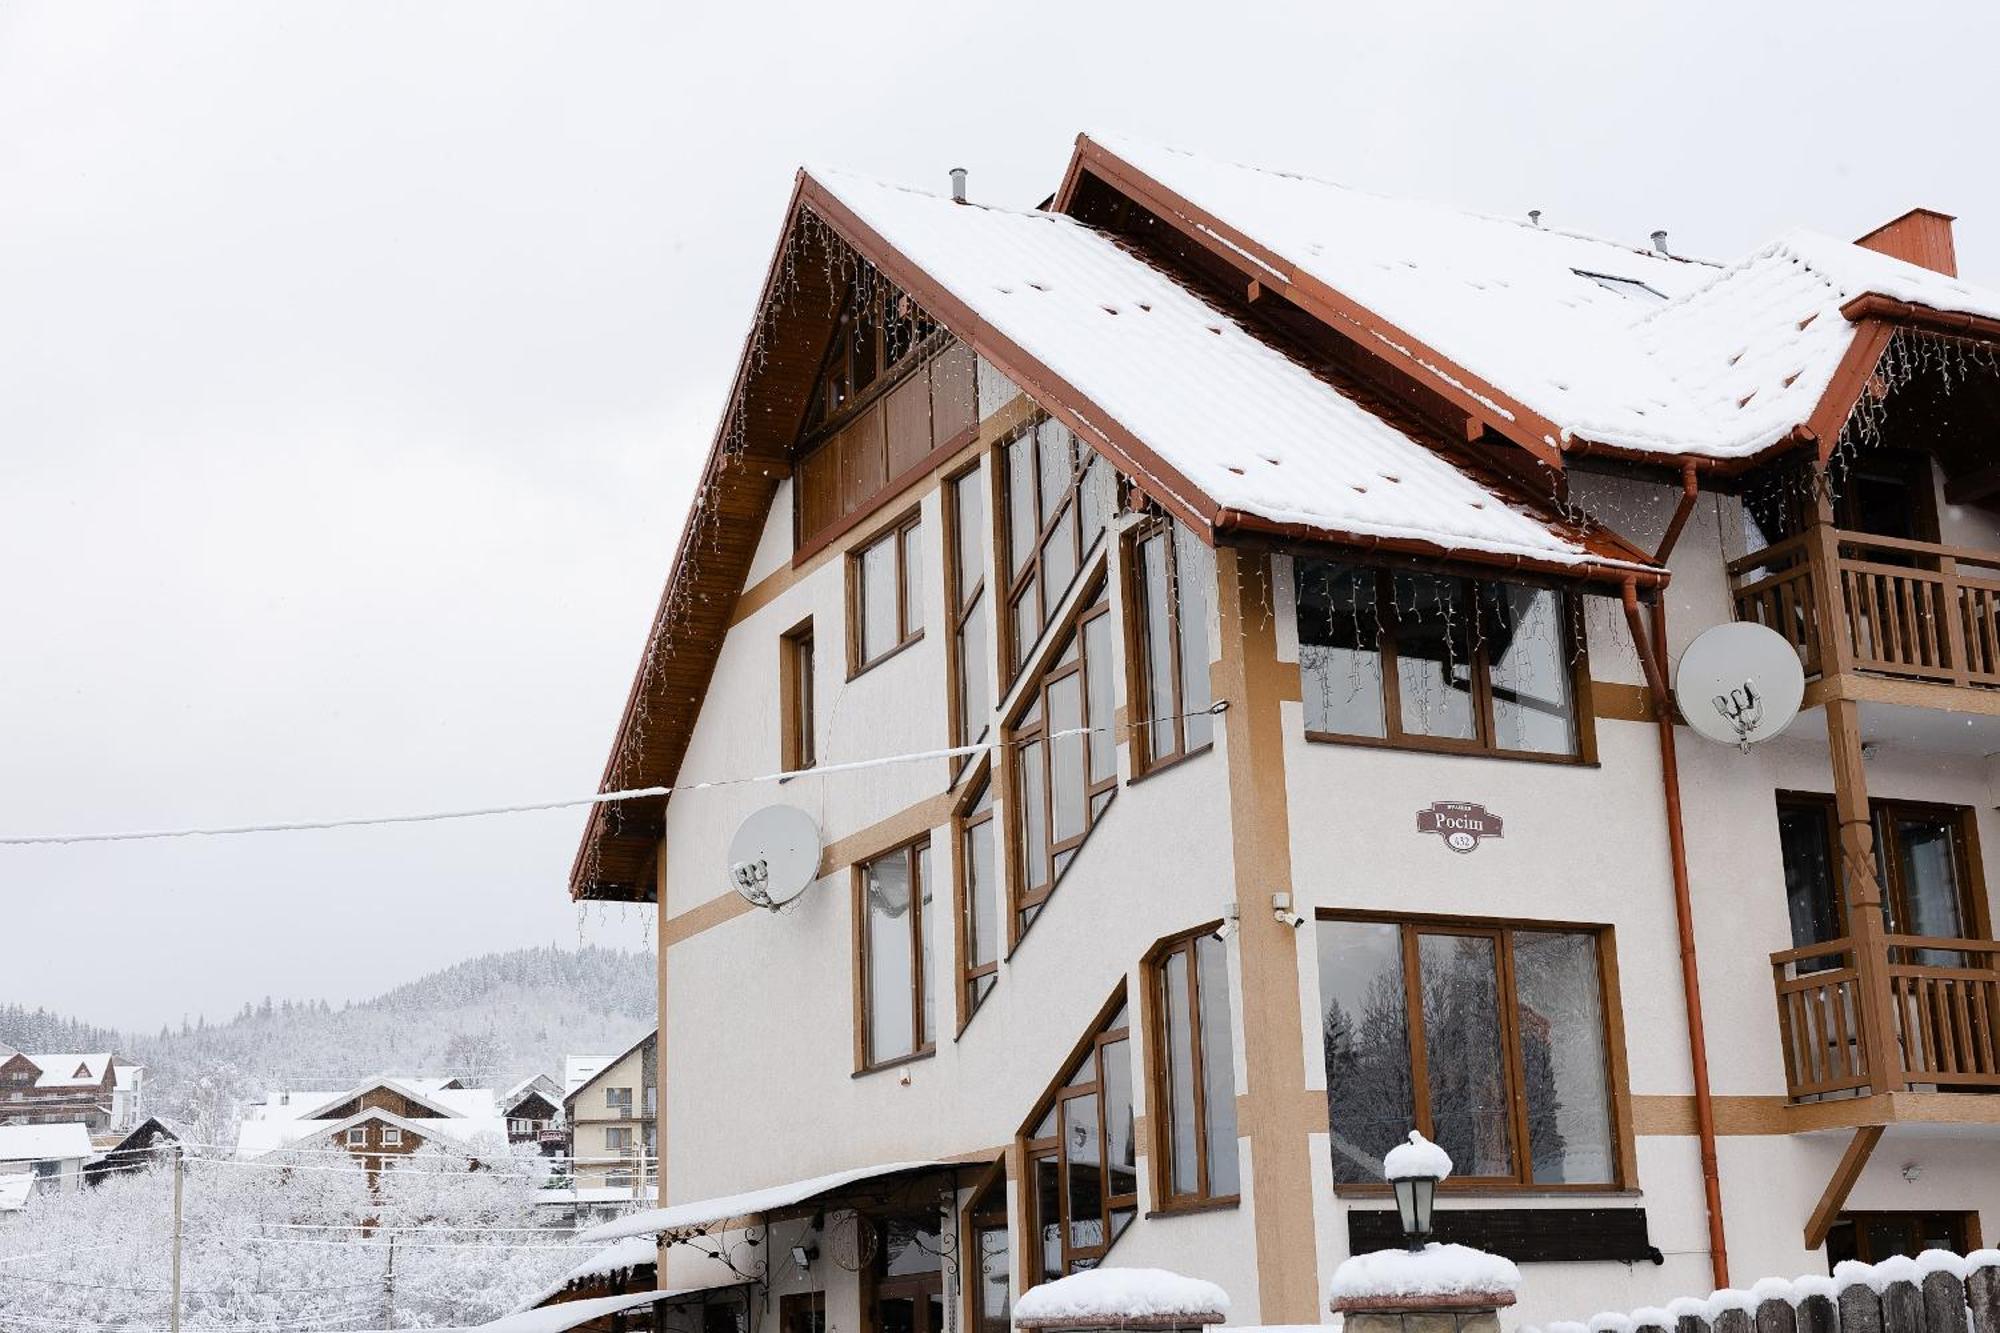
left=1729, top=528, right=2000, bottom=690
left=1772, top=935, right=2000, bottom=1101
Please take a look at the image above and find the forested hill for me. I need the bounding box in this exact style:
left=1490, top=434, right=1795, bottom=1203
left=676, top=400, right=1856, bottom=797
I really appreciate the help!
left=0, top=946, right=654, bottom=1142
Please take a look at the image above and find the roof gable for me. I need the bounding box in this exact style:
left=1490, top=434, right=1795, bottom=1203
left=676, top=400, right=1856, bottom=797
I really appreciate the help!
left=1063, top=132, right=2000, bottom=469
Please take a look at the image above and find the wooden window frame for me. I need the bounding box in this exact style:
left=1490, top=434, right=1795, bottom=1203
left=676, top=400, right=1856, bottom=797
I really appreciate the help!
left=944, top=460, right=994, bottom=785
left=781, top=618, right=816, bottom=772
left=1317, top=909, right=1636, bottom=1194
left=1016, top=986, right=1137, bottom=1283
left=959, top=1157, right=1011, bottom=1333
left=1775, top=791, right=1990, bottom=943
left=1294, top=560, right=1595, bottom=765
left=998, top=416, right=1112, bottom=687
left=853, top=836, right=936, bottom=1074
left=1123, top=515, right=1215, bottom=779
left=954, top=762, right=999, bottom=1034
left=1826, top=1209, right=1982, bottom=1265
left=1005, top=582, right=1118, bottom=947
left=848, top=510, right=925, bottom=678
left=1142, top=925, right=1239, bottom=1213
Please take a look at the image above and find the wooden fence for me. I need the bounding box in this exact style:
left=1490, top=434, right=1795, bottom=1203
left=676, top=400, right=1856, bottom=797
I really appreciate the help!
left=1540, top=1255, right=2000, bottom=1333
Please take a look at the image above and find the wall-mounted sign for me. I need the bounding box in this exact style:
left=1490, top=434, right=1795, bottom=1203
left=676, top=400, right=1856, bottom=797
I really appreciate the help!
left=1417, top=801, right=1503, bottom=854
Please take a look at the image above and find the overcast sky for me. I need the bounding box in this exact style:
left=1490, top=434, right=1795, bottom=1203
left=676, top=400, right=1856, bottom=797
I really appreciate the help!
left=2, top=1, right=1994, bottom=1030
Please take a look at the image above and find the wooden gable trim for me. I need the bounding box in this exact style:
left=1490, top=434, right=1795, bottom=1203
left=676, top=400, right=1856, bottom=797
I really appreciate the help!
left=1058, top=134, right=1570, bottom=470
left=1801, top=316, right=1898, bottom=462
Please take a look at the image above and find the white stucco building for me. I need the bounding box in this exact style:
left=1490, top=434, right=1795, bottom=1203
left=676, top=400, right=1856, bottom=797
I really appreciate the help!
left=558, top=134, right=2000, bottom=1332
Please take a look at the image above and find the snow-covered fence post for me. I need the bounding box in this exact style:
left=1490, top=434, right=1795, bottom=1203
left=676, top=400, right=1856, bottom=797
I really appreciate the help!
left=1012, top=1267, right=1230, bottom=1333
left=1923, top=1263, right=1971, bottom=1333
left=1971, top=1255, right=2000, bottom=1333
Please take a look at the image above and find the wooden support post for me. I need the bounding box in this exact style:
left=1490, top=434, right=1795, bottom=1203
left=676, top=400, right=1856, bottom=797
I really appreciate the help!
left=1806, top=500, right=1854, bottom=679
left=1826, top=698, right=1902, bottom=1094
left=1803, top=1123, right=1884, bottom=1251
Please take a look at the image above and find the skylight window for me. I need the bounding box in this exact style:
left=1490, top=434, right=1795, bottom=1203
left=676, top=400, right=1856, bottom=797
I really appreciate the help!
left=1574, top=270, right=1667, bottom=304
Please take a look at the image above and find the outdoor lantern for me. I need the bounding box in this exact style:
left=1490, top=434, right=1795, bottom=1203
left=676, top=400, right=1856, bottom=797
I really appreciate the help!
left=1392, top=1171, right=1437, bottom=1252
left=1382, top=1130, right=1450, bottom=1253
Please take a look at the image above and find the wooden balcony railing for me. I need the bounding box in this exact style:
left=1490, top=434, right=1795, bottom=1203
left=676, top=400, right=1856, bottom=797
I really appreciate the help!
left=1728, top=528, right=2000, bottom=688
left=1771, top=935, right=2000, bottom=1101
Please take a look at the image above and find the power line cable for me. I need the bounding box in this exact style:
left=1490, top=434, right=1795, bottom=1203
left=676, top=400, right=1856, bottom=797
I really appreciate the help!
left=0, top=707, right=1224, bottom=847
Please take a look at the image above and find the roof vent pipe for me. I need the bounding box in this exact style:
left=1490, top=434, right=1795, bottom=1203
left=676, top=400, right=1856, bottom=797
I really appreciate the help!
left=1651, top=229, right=1671, bottom=255
left=949, top=167, right=968, bottom=204
left=1529, top=209, right=1542, bottom=227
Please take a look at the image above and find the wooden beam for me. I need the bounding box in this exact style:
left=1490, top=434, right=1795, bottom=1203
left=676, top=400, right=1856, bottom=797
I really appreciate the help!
left=1804, top=1124, right=1884, bottom=1251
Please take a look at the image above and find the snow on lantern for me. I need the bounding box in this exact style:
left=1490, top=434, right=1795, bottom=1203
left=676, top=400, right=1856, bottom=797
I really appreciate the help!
left=1330, top=1132, right=1519, bottom=1333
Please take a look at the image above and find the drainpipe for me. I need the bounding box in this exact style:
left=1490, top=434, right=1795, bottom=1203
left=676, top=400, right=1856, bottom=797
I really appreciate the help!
left=1620, top=578, right=1730, bottom=1291
left=1654, top=462, right=1702, bottom=565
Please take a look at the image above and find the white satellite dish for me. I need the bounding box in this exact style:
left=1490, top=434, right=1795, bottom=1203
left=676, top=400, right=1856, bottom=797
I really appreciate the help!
left=726, top=805, right=823, bottom=911
left=1672, top=622, right=1805, bottom=753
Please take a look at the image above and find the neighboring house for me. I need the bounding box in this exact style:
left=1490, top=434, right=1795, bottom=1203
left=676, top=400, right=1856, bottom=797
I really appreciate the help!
left=502, top=1074, right=567, bottom=1157
left=86, top=1116, right=186, bottom=1184
left=562, top=1033, right=655, bottom=1193
left=0, top=1123, right=94, bottom=1198
left=0, top=1052, right=142, bottom=1133
left=560, top=133, right=2000, bottom=1330
left=235, top=1076, right=505, bottom=1173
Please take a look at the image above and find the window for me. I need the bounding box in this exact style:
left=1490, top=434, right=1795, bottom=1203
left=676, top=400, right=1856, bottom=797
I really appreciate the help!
left=346, top=1128, right=367, bottom=1147
left=1294, top=561, right=1583, bottom=760
left=1825, top=1211, right=1975, bottom=1266
left=1001, top=419, right=1116, bottom=680
left=1148, top=930, right=1240, bottom=1208
left=1008, top=588, right=1117, bottom=937
left=961, top=1165, right=1010, bottom=1333
left=956, top=773, right=999, bottom=1025
left=1127, top=517, right=1215, bottom=773
left=604, top=1126, right=633, bottom=1157
left=850, top=513, right=924, bottom=674
left=1316, top=915, right=1621, bottom=1188
left=946, top=464, right=995, bottom=776
left=781, top=622, right=815, bottom=770
left=1021, top=991, right=1136, bottom=1277
left=857, top=840, right=936, bottom=1069
left=382, top=1127, right=402, bottom=1146
left=605, top=1087, right=633, bottom=1115
left=1572, top=270, right=1667, bottom=304
left=1776, top=794, right=1984, bottom=964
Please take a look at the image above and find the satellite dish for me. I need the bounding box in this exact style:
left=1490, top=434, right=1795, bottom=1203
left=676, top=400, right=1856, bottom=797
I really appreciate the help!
left=726, top=805, right=822, bottom=911
left=1672, top=622, right=1805, bottom=753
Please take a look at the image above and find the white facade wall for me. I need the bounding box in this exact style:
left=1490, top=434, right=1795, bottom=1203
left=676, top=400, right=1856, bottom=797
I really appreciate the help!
left=646, top=378, right=2000, bottom=1333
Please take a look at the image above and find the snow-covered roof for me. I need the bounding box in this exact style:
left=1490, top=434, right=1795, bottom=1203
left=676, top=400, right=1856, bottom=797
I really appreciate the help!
left=810, top=166, right=1643, bottom=572
left=512, top=1235, right=659, bottom=1314
left=254, top=1078, right=491, bottom=1125
left=1080, top=132, right=2000, bottom=461
left=235, top=1107, right=506, bottom=1160
left=111, top=1063, right=143, bottom=1090
left=563, top=1057, right=610, bottom=1100
left=0, top=1122, right=95, bottom=1163
left=579, top=1160, right=948, bottom=1243
left=28, top=1052, right=112, bottom=1088
left=403, top=1286, right=735, bottom=1333
left=1015, top=1268, right=1230, bottom=1326
left=504, top=1073, right=561, bottom=1110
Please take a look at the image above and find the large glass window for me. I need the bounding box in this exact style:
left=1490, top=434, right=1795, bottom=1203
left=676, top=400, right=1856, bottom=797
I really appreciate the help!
left=859, top=840, right=935, bottom=1068
left=1777, top=794, right=1981, bottom=966
left=947, top=465, right=995, bottom=777
left=1316, top=915, right=1619, bottom=1188
left=1001, top=419, right=1115, bottom=681
left=1128, top=517, right=1216, bottom=773
left=1008, top=589, right=1116, bottom=938
left=851, top=513, right=924, bottom=674
left=1295, top=561, right=1581, bottom=759
left=1149, top=930, right=1240, bottom=1208
left=1020, top=994, right=1136, bottom=1277
left=957, top=775, right=999, bottom=1025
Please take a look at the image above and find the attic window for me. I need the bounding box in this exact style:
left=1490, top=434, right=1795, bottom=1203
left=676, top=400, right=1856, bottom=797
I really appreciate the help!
left=1573, top=270, right=1666, bottom=305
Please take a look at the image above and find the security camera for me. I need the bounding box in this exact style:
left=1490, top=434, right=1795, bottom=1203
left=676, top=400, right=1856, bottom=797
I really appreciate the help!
left=1272, top=892, right=1307, bottom=929
left=1211, top=902, right=1240, bottom=943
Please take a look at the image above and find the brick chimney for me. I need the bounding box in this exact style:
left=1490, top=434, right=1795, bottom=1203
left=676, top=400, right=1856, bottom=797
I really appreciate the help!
left=1855, top=207, right=1958, bottom=276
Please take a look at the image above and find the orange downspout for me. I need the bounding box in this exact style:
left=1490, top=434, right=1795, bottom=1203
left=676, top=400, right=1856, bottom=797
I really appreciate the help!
left=1621, top=578, right=1730, bottom=1291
